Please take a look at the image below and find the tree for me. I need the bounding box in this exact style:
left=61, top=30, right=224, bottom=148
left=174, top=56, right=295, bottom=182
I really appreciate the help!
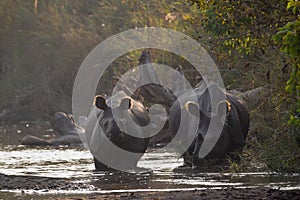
left=188, top=0, right=300, bottom=172
left=273, top=0, right=300, bottom=128
left=188, top=0, right=299, bottom=126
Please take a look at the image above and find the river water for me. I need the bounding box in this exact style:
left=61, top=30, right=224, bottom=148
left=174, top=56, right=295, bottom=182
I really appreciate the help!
left=0, top=123, right=299, bottom=199
left=0, top=146, right=299, bottom=192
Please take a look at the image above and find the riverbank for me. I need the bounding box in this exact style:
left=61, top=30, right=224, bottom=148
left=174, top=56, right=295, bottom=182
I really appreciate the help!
left=52, top=188, right=300, bottom=199
left=2, top=187, right=300, bottom=200
left=1, top=173, right=300, bottom=200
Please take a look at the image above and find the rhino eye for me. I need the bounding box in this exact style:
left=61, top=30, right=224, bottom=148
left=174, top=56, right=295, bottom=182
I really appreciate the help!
left=103, top=121, right=108, bottom=129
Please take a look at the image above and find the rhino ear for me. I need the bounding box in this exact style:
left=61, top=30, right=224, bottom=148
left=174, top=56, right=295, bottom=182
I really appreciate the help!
left=184, top=101, right=203, bottom=118
left=94, top=95, right=107, bottom=110
left=216, top=100, right=231, bottom=114
left=119, top=97, right=131, bottom=111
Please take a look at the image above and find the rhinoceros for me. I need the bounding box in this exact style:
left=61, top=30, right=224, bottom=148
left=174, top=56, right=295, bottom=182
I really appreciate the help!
left=85, top=91, right=151, bottom=171
left=20, top=112, right=84, bottom=146
left=138, top=50, right=250, bottom=167
left=169, top=82, right=250, bottom=166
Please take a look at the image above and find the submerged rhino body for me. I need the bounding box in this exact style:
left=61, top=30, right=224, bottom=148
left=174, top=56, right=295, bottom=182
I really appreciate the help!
left=19, top=91, right=151, bottom=171
left=137, top=50, right=250, bottom=167
left=85, top=91, right=151, bottom=171
left=20, top=112, right=84, bottom=146
left=169, top=82, right=250, bottom=166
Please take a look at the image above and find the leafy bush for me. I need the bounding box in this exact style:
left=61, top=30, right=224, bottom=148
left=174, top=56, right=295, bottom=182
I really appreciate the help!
left=189, top=0, right=300, bottom=172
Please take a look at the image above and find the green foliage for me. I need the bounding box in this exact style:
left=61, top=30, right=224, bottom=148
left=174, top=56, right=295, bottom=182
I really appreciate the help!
left=287, top=0, right=300, bottom=13
left=273, top=1, right=300, bottom=128
left=188, top=0, right=300, bottom=172
left=189, top=0, right=290, bottom=55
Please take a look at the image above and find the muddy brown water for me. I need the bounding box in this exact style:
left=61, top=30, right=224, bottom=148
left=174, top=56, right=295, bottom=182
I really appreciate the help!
left=0, top=122, right=299, bottom=199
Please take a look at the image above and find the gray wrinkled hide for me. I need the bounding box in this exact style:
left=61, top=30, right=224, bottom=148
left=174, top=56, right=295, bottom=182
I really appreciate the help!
left=85, top=91, right=151, bottom=171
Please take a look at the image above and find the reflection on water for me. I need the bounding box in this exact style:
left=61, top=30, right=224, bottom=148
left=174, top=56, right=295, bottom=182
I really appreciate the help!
left=0, top=145, right=299, bottom=195
left=0, top=146, right=93, bottom=178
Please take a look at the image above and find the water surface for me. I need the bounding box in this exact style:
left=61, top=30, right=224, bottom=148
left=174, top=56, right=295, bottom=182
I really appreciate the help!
left=0, top=145, right=299, bottom=195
